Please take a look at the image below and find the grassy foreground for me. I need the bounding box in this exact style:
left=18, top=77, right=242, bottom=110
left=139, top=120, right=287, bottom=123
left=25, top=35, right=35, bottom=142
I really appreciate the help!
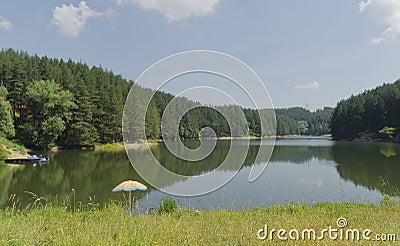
left=0, top=202, right=399, bottom=245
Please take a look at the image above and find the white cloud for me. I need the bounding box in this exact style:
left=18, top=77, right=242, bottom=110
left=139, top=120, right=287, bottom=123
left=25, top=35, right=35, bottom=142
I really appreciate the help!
left=294, top=81, right=320, bottom=90
left=0, top=16, right=12, bottom=31
left=115, top=0, right=222, bottom=22
left=359, top=0, right=400, bottom=45
left=297, top=178, right=323, bottom=187
left=52, top=1, right=110, bottom=37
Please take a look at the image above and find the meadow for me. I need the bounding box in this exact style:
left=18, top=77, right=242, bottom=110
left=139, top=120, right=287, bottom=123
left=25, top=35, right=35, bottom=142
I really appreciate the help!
left=0, top=200, right=398, bottom=245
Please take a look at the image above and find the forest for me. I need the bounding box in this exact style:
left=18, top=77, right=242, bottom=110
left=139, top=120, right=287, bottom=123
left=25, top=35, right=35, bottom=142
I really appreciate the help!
left=331, top=80, right=400, bottom=141
left=0, top=49, right=333, bottom=148
left=275, top=107, right=333, bottom=136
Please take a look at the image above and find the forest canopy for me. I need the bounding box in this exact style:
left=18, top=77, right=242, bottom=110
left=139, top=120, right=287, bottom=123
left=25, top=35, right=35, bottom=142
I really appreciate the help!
left=0, top=49, right=131, bottom=147
left=331, top=80, right=400, bottom=141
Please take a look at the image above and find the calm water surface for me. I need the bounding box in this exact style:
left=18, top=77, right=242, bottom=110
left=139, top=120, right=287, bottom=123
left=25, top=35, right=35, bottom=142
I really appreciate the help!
left=1, top=138, right=399, bottom=211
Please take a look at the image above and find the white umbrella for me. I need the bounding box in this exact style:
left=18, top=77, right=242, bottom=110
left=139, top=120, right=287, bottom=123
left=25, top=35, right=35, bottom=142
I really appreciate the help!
left=112, top=180, right=147, bottom=215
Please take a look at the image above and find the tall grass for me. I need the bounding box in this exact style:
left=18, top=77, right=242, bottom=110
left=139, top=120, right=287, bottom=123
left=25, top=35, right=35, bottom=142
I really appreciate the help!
left=1, top=180, right=399, bottom=245
left=158, top=197, right=178, bottom=214
left=0, top=196, right=399, bottom=245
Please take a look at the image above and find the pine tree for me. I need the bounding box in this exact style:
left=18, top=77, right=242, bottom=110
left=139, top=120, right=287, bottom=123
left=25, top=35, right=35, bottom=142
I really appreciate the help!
left=0, top=86, right=15, bottom=138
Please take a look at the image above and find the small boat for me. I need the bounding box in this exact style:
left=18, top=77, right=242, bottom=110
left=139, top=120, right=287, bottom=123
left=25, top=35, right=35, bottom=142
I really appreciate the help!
left=4, top=155, right=49, bottom=165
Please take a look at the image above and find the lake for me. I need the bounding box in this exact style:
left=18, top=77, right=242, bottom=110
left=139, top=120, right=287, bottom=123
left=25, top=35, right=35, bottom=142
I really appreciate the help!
left=1, top=138, right=399, bottom=212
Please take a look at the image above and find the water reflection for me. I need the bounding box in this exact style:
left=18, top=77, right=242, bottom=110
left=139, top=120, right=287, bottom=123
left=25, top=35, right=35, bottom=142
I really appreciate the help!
left=0, top=164, right=25, bottom=207
left=0, top=151, right=149, bottom=208
left=333, top=142, right=400, bottom=196
left=0, top=139, right=399, bottom=209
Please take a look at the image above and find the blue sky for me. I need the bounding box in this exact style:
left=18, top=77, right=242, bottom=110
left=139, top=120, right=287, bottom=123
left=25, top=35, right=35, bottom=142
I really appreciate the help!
left=1, top=0, right=400, bottom=110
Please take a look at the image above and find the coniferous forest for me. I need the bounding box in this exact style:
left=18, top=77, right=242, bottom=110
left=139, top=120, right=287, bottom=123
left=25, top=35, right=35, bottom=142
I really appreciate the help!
left=331, top=80, right=400, bottom=141
left=0, top=49, right=131, bottom=148
left=0, top=49, right=333, bottom=148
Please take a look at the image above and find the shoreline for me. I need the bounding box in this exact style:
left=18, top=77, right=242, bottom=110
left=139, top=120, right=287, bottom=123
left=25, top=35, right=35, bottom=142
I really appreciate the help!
left=0, top=137, right=28, bottom=160
left=15, top=134, right=400, bottom=154
left=4, top=148, right=29, bottom=159
left=337, top=137, right=400, bottom=144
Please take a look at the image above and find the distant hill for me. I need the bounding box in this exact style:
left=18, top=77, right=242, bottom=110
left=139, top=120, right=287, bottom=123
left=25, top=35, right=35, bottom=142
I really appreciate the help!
left=275, top=107, right=333, bottom=136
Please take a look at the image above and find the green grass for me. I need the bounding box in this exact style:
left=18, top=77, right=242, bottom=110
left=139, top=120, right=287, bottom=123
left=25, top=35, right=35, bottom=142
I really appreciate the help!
left=0, top=202, right=398, bottom=245
left=96, top=142, right=125, bottom=147
left=93, top=142, right=125, bottom=152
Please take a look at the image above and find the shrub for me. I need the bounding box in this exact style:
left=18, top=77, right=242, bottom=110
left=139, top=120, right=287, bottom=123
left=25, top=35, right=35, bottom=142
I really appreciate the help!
left=379, top=126, right=396, bottom=140
left=158, top=197, right=178, bottom=214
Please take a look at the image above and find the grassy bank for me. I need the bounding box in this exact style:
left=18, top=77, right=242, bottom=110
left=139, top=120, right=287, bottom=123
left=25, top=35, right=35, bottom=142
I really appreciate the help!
left=0, top=202, right=398, bottom=245
left=94, top=141, right=159, bottom=151
left=0, top=136, right=26, bottom=160
left=94, top=142, right=125, bottom=151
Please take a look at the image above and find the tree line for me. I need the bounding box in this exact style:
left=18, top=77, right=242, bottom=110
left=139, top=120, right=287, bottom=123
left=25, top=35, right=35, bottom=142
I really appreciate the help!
left=132, top=88, right=333, bottom=140
left=0, top=49, right=333, bottom=148
left=331, top=80, right=400, bottom=141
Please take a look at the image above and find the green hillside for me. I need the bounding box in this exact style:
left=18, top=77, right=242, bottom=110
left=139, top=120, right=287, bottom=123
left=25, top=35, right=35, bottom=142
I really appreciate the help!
left=331, top=80, right=400, bottom=141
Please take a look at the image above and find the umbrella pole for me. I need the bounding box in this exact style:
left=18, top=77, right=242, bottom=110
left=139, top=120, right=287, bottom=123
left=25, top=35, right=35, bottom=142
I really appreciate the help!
left=129, top=190, right=132, bottom=216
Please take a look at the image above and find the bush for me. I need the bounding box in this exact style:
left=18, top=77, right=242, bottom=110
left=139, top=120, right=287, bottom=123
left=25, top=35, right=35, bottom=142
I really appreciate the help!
left=379, top=126, right=396, bottom=140
left=158, top=197, right=178, bottom=214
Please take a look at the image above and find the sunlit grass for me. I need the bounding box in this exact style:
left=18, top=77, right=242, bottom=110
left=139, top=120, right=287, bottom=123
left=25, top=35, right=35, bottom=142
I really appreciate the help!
left=0, top=136, right=26, bottom=160
left=0, top=200, right=398, bottom=245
